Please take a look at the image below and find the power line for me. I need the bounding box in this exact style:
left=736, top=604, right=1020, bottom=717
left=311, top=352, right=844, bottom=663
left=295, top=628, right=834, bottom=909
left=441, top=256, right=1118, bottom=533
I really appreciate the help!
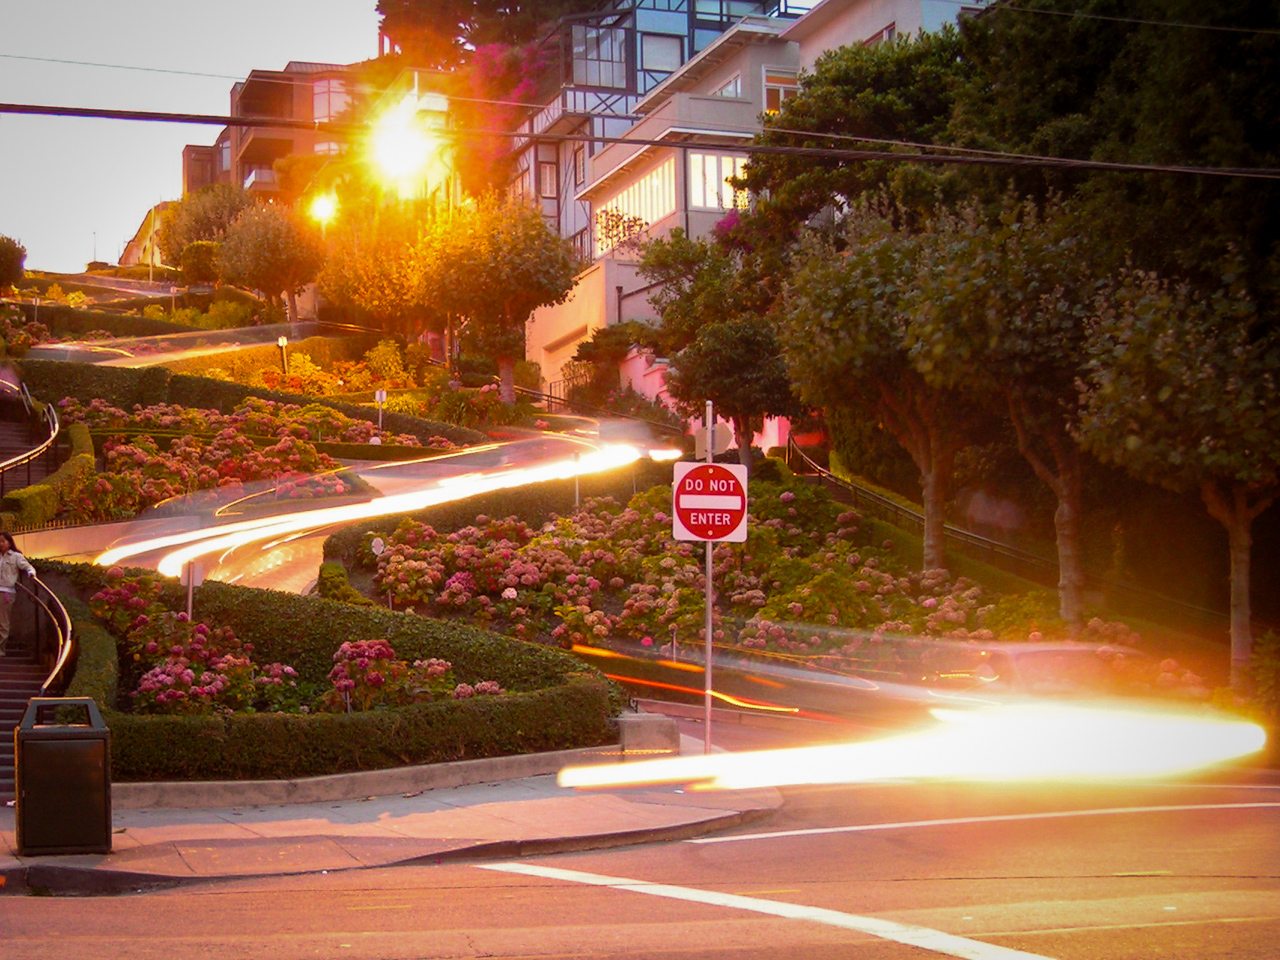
left=3, top=101, right=1278, bottom=181
left=936, top=0, right=1280, bottom=36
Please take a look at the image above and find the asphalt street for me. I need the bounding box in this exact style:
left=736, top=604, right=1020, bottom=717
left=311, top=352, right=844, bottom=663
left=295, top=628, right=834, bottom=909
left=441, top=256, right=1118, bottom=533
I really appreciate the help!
left=3, top=720, right=1275, bottom=960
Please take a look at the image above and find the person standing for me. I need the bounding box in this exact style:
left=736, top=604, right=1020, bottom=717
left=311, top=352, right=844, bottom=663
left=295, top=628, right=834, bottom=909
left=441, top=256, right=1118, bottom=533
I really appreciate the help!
left=0, top=532, right=36, bottom=656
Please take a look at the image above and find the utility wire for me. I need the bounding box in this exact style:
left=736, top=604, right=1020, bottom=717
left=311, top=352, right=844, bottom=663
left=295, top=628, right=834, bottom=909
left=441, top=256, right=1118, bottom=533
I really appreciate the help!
left=3, top=101, right=1278, bottom=180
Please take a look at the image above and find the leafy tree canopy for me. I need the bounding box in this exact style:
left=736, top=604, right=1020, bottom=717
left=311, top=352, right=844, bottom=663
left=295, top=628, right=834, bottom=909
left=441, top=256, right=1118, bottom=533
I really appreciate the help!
left=0, top=235, right=26, bottom=292
left=217, top=204, right=326, bottom=322
left=158, top=184, right=256, bottom=266
left=951, top=0, right=1280, bottom=297
left=377, top=0, right=599, bottom=70
left=738, top=26, right=970, bottom=245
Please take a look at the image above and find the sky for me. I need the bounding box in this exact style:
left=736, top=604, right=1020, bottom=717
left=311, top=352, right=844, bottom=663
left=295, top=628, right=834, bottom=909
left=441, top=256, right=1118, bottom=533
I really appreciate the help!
left=0, top=1, right=380, bottom=274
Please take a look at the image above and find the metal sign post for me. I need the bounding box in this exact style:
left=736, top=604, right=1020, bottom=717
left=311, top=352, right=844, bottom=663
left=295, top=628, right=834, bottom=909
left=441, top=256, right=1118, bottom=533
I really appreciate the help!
left=671, top=403, right=748, bottom=755
left=375, top=388, right=387, bottom=433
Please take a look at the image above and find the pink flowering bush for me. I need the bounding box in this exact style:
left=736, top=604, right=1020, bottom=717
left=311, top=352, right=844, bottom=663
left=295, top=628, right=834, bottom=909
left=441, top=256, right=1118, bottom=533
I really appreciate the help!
left=319, top=639, right=503, bottom=713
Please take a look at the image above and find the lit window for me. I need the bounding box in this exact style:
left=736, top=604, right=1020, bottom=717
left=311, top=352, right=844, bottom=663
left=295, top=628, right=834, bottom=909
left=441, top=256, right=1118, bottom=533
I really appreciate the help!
left=540, top=162, right=558, bottom=198
left=574, top=146, right=586, bottom=187
left=594, top=157, right=676, bottom=257
left=712, top=75, right=742, bottom=98
left=314, top=141, right=341, bottom=155
left=763, top=69, right=798, bottom=115
left=688, top=152, right=748, bottom=210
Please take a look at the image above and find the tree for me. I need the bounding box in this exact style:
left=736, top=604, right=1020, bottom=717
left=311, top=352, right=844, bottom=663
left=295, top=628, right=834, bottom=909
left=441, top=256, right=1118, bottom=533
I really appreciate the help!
left=738, top=27, right=970, bottom=246
left=180, top=241, right=220, bottom=286
left=376, top=0, right=599, bottom=70
left=952, top=0, right=1280, bottom=299
left=0, top=235, right=25, bottom=293
left=780, top=205, right=976, bottom=572
left=319, top=197, right=453, bottom=341
left=904, top=199, right=1101, bottom=629
left=665, top=319, right=802, bottom=478
left=1079, top=266, right=1280, bottom=685
left=217, top=205, right=326, bottom=323
left=445, top=194, right=578, bottom=402
left=157, top=184, right=256, bottom=266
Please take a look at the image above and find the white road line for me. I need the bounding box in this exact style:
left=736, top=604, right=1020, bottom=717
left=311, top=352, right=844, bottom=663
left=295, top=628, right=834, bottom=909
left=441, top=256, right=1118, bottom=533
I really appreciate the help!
left=480, top=862, right=1057, bottom=960
left=687, top=802, right=1280, bottom=845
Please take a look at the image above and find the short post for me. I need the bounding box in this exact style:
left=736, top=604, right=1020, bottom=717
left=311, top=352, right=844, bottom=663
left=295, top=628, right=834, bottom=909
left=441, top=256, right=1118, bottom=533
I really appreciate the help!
left=277, top=335, right=288, bottom=375
left=375, top=388, right=387, bottom=434
left=181, top=561, right=203, bottom=619
left=573, top=452, right=580, bottom=508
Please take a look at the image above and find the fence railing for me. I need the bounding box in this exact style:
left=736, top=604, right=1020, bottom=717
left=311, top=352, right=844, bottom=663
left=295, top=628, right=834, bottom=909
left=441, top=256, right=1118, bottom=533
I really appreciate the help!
left=0, top=383, right=62, bottom=497
left=15, top=574, right=75, bottom=697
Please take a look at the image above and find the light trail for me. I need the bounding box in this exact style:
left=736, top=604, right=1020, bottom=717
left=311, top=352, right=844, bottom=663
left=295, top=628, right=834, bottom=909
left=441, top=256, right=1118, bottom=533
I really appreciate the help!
left=96, top=444, right=644, bottom=577
left=559, top=702, right=1267, bottom=791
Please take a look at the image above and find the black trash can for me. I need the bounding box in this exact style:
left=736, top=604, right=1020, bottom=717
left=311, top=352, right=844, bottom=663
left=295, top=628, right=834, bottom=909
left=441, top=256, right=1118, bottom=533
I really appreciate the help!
left=15, top=698, right=112, bottom=856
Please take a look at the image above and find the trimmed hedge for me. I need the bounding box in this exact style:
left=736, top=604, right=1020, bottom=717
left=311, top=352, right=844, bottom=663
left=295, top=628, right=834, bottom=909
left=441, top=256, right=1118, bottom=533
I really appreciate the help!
left=159, top=335, right=377, bottom=382
left=10, top=302, right=202, bottom=337
left=44, top=561, right=618, bottom=781
left=102, top=679, right=612, bottom=781
left=0, top=421, right=95, bottom=529
left=16, top=359, right=486, bottom=447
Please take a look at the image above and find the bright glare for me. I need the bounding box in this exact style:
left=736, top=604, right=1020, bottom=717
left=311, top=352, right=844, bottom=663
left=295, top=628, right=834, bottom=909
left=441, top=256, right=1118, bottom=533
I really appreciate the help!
left=371, top=96, right=437, bottom=196
left=97, top=445, right=642, bottom=578
left=559, top=702, right=1267, bottom=791
left=308, top=193, right=338, bottom=225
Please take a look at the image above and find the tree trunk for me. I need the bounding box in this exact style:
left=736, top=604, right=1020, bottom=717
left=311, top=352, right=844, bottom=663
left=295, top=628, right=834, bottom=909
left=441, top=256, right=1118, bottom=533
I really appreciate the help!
left=732, top=415, right=754, bottom=478
left=285, top=289, right=298, bottom=325
left=1008, top=396, right=1085, bottom=631
left=920, top=454, right=951, bottom=573
left=1202, top=480, right=1273, bottom=688
left=497, top=357, right=517, bottom=405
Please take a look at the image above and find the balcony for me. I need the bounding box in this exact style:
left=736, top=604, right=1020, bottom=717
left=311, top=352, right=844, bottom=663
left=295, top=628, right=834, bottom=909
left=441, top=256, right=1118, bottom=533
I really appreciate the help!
left=243, top=167, right=278, bottom=192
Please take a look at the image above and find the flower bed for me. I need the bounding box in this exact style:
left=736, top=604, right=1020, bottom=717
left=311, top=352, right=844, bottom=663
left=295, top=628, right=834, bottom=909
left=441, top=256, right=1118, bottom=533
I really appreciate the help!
left=343, top=474, right=1207, bottom=695
left=50, top=560, right=614, bottom=781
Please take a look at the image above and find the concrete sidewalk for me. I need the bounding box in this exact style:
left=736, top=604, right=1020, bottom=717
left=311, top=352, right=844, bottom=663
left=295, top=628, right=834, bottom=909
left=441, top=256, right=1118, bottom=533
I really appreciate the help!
left=0, top=730, right=780, bottom=896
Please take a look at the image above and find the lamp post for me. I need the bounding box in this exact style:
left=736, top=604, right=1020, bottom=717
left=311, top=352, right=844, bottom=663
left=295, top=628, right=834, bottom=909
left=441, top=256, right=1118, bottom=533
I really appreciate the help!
left=277, top=336, right=288, bottom=375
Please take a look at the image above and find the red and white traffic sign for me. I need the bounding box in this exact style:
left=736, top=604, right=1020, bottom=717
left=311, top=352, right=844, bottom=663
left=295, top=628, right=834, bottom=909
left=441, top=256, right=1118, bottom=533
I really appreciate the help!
left=672, top=462, right=748, bottom=542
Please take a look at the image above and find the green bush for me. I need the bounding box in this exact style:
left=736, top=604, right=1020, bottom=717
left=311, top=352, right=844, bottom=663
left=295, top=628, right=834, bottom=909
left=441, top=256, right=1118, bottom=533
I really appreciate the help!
left=10, top=303, right=201, bottom=338
left=0, top=421, right=95, bottom=529
left=317, top=561, right=374, bottom=606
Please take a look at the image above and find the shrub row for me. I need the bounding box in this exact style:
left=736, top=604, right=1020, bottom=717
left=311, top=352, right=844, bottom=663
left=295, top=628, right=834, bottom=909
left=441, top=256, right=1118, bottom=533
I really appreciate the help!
left=44, top=561, right=618, bottom=781
left=0, top=421, right=95, bottom=529
left=9, top=302, right=202, bottom=337
left=158, top=335, right=377, bottom=382
left=87, top=429, right=446, bottom=464
left=16, top=359, right=486, bottom=447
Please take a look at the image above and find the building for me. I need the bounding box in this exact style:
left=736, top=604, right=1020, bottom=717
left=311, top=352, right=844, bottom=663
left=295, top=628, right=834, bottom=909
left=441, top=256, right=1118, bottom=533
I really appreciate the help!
left=181, top=61, right=356, bottom=197
left=524, top=0, right=988, bottom=410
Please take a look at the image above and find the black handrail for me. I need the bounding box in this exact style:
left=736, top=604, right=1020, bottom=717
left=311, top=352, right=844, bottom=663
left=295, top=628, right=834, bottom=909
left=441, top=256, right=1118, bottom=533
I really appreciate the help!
left=16, top=574, right=75, bottom=697
left=0, top=385, right=60, bottom=497
left=785, top=435, right=1242, bottom=631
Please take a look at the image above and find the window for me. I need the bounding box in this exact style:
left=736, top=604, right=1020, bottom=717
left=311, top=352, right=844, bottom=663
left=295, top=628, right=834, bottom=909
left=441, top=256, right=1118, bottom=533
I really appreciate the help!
left=312, top=78, right=350, bottom=122
left=571, top=25, right=629, bottom=88
left=688, top=152, right=748, bottom=210
left=574, top=146, right=586, bottom=188
left=314, top=141, right=341, bottom=155
left=864, top=23, right=896, bottom=46
left=712, top=75, right=742, bottom=98
left=641, top=34, right=683, bottom=72
left=219, top=140, right=231, bottom=174
left=539, top=161, right=558, bottom=198
left=763, top=69, right=798, bottom=114
left=595, top=157, right=676, bottom=256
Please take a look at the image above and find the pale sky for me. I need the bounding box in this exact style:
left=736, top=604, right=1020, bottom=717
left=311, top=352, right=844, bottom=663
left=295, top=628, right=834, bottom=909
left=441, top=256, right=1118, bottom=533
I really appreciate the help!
left=0, top=0, right=380, bottom=273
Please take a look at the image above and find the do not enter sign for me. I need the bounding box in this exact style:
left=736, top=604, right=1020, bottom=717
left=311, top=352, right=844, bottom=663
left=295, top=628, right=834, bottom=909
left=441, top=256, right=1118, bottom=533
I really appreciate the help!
left=672, top=462, right=748, bottom=542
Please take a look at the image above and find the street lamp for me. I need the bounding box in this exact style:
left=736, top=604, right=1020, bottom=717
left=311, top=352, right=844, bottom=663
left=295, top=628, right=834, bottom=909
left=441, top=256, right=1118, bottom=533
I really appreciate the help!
left=277, top=336, right=288, bottom=375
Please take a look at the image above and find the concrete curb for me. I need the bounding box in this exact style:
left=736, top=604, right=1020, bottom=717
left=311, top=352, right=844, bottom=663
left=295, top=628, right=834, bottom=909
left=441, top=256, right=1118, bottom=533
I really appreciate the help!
left=0, top=804, right=774, bottom=897
left=112, top=743, right=622, bottom=810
